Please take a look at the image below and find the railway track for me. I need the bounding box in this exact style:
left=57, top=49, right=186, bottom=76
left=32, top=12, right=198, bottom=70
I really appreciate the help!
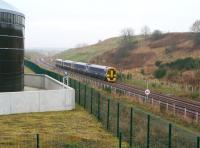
left=33, top=58, right=200, bottom=120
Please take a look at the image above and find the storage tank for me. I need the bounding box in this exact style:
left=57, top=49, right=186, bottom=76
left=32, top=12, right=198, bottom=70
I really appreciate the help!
left=0, top=0, right=25, bottom=92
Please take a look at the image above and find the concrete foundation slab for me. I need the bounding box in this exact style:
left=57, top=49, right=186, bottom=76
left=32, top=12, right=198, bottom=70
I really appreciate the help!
left=0, top=74, right=75, bottom=115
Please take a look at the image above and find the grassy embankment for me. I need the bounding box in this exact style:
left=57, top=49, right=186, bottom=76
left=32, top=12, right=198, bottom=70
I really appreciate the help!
left=0, top=105, right=125, bottom=147
left=95, top=85, right=200, bottom=134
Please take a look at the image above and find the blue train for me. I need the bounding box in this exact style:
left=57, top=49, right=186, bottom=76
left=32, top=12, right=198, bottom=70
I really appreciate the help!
left=55, top=59, right=117, bottom=82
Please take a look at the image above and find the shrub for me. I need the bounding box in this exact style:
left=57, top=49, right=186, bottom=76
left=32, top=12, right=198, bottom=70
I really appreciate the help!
left=151, top=30, right=163, bottom=40
left=162, top=57, right=200, bottom=70
left=141, top=69, right=145, bottom=75
left=155, top=61, right=162, bottom=67
left=154, top=68, right=167, bottom=78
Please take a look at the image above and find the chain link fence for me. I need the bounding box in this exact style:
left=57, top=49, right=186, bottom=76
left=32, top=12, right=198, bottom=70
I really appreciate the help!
left=0, top=133, right=121, bottom=148
left=25, top=59, right=200, bottom=148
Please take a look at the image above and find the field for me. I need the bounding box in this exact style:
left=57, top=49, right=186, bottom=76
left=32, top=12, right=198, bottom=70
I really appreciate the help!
left=0, top=105, right=122, bottom=147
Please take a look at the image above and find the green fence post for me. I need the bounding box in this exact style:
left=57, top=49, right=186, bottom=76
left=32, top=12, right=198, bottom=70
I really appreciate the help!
left=70, top=79, right=73, bottom=88
left=90, top=88, right=93, bottom=114
left=107, top=99, right=110, bottom=130
left=147, top=115, right=150, bottom=148
left=69, top=78, right=72, bottom=87
left=117, top=102, right=120, bottom=137
left=84, top=84, right=86, bottom=108
left=36, top=134, right=39, bottom=148
left=79, top=82, right=81, bottom=105
left=119, top=132, right=122, bottom=148
left=74, top=80, right=76, bottom=102
left=72, top=79, right=74, bottom=88
left=197, top=137, right=200, bottom=148
left=129, top=107, right=133, bottom=147
left=98, top=93, right=100, bottom=120
left=168, top=123, right=172, bottom=148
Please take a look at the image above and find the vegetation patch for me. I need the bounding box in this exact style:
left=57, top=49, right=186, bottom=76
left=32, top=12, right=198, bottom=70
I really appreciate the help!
left=0, top=105, right=120, bottom=147
left=154, top=68, right=167, bottom=78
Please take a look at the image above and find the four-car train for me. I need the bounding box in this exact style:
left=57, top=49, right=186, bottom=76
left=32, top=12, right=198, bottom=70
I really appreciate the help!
left=55, top=59, right=117, bottom=82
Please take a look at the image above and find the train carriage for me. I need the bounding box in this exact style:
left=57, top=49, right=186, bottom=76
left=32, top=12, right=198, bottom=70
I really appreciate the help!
left=55, top=59, right=63, bottom=67
left=73, top=62, right=87, bottom=74
left=63, top=60, right=73, bottom=70
left=55, top=59, right=117, bottom=82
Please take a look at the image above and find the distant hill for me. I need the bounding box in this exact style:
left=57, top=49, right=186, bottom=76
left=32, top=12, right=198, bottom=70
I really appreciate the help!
left=54, top=37, right=120, bottom=64
left=54, top=32, right=200, bottom=69
left=25, top=50, right=43, bottom=60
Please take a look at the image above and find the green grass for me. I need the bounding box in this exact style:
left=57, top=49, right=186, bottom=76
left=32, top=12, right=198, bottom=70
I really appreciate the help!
left=54, top=37, right=120, bottom=62
left=96, top=85, right=200, bottom=135
left=0, top=105, right=124, bottom=147
left=120, top=77, right=200, bottom=101
left=24, top=66, right=35, bottom=74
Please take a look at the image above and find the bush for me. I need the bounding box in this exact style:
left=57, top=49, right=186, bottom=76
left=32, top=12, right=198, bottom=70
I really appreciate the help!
left=155, top=61, right=162, bottom=67
left=141, top=69, right=145, bottom=75
left=127, top=73, right=132, bottom=80
left=151, top=30, right=163, bottom=40
left=161, top=57, right=200, bottom=71
left=154, top=68, right=167, bottom=78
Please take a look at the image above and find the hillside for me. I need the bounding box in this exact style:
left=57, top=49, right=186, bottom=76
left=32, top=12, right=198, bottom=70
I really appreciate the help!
left=55, top=33, right=200, bottom=68
left=54, top=37, right=120, bottom=64
left=54, top=32, right=200, bottom=88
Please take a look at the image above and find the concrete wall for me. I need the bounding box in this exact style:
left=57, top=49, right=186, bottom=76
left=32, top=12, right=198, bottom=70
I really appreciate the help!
left=0, top=74, right=75, bottom=115
left=24, top=74, right=67, bottom=90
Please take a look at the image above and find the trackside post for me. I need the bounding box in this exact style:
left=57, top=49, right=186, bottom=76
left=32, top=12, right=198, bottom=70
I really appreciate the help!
left=117, top=103, right=120, bottom=137
left=107, top=99, right=110, bottom=130
left=168, top=123, right=172, bottom=148
left=147, top=115, right=150, bottom=148
left=130, top=107, right=133, bottom=147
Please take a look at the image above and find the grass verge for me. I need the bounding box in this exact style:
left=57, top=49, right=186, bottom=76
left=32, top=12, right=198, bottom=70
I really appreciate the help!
left=0, top=105, right=126, bottom=147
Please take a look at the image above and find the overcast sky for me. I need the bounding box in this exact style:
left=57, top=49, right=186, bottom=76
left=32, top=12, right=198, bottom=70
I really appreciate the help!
left=4, top=0, right=200, bottom=49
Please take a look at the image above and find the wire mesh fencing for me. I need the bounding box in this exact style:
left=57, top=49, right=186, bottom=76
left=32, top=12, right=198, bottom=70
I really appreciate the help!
left=24, top=60, right=200, bottom=148
left=70, top=79, right=200, bottom=148
left=0, top=133, right=122, bottom=148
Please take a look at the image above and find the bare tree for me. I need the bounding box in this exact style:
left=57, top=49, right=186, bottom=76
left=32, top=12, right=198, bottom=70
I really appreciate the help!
left=114, top=28, right=137, bottom=63
left=120, top=28, right=135, bottom=49
left=191, top=20, right=200, bottom=32
left=141, top=25, right=151, bottom=40
left=121, top=28, right=134, bottom=41
left=191, top=20, right=200, bottom=46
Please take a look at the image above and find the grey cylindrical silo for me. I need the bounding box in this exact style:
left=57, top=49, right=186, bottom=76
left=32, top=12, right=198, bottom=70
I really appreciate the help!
left=0, top=0, right=25, bottom=92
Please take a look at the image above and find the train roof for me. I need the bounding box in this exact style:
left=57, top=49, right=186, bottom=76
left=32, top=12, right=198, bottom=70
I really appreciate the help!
left=74, top=62, right=87, bottom=65
left=55, top=59, right=63, bottom=61
left=63, top=60, right=74, bottom=63
left=89, top=64, right=109, bottom=69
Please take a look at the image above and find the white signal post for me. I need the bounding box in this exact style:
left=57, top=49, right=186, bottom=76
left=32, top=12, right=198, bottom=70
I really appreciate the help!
left=63, top=71, right=69, bottom=88
left=145, top=89, right=150, bottom=100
